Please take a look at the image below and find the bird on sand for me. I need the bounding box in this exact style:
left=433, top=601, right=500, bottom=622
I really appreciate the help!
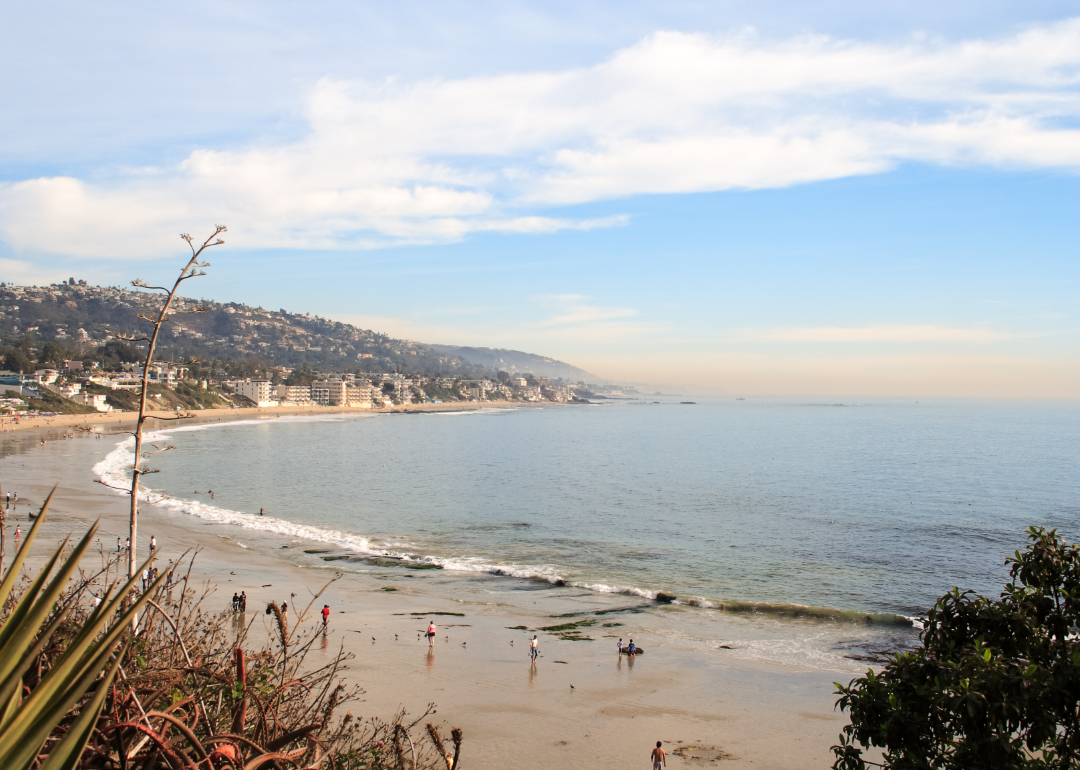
left=371, top=637, right=376, bottom=642
left=395, top=634, right=398, bottom=640
left=570, top=685, right=575, bottom=690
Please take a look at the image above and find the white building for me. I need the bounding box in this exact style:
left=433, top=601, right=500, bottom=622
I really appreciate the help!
left=345, top=383, right=374, bottom=407
left=234, top=380, right=277, bottom=407
left=71, top=393, right=111, bottom=412
left=312, top=380, right=345, bottom=405
left=273, top=384, right=313, bottom=405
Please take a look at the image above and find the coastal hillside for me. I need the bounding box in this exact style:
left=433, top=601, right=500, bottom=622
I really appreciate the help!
left=0, top=280, right=591, bottom=381
left=429, top=344, right=601, bottom=382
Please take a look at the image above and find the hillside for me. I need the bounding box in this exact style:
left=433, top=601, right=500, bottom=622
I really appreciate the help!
left=430, top=345, right=601, bottom=382
left=0, top=281, right=595, bottom=383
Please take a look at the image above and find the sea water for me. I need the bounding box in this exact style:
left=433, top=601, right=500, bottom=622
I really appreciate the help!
left=94, top=397, right=1078, bottom=665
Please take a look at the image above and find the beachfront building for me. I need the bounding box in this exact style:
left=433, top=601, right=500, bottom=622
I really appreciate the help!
left=273, top=384, right=314, bottom=405
left=311, top=379, right=351, bottom=406
left=233, top=380, right=278, bottom=407
left=345, top=383, right=374, bottom=407
left=70, top=392, right=111, bottom=412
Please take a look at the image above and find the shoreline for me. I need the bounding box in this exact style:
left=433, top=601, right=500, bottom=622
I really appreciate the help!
left=1, top=411, right=865, bottom=769
left=1, top=398, right=550, bottom=434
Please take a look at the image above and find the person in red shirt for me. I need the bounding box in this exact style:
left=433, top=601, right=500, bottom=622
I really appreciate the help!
left=321, top=604, right=330, bottom=629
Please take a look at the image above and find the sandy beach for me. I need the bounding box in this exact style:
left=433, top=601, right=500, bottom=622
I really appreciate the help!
left=1, top=417, right=862, bottom=770
left=0, top=399, right=542, bottom=434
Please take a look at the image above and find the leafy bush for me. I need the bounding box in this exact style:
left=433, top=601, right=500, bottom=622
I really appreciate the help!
left=833, top=526, right=1080, bottom=770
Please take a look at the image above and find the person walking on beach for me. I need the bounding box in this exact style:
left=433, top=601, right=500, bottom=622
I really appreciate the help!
left=14, top=525, right=20, bottom=550
left=239, top=592, right=247, bottom=612
left=321, top=604, right=330, bottom=629
left=141, top=568, right=150, bottom=591
left=149, top=535, right=156, bottom=553
left=530, top=635, right=539, bottom=662
left=232, top=593, right=239, bottom=613
left=426, top=621, right=437, bottom=647
left=627, top=639, right=636, bottom=656
left=651, top=742, right=666, bottom=769
left=125, top=537, right=130, bottom=552
left=617, top=638, right=623, bottom=654
left=117, top=536, right=121, bottom=552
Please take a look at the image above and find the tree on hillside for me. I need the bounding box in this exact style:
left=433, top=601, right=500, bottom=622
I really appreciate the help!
left=833, top=526, right=1080, bottom=770
left=38, top=341, right=70, bottom=366
left=102, top=339, right=141, bottom=366
left=285, top=366, right=316, bottom=386
left=2, top=349, right=34, bottom=374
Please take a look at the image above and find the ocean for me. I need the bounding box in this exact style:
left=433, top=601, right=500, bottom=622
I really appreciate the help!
left=94, top=397, right=1079, bottom=667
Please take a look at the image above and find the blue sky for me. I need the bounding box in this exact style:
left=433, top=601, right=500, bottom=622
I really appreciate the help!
left=1, top=1, right=1077, bottom=396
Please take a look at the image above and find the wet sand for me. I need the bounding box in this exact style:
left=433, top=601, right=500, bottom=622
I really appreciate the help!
left=0, top=423, right=862, bottom=770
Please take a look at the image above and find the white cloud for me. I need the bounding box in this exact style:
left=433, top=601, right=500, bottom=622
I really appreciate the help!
left=0, top=257, right=76, bottom=286
left=2, top=20, right=1079, bottom=256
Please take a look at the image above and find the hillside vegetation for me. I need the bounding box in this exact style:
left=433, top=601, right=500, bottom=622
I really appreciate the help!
left=0, top=281, right=595, bottom=381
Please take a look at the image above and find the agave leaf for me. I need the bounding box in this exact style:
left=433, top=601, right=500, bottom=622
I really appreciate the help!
left=2, top=630, right=126, bottom=770
left=0, top=519, right=100, bottom=676
left=0, top=597, right=76, bottom=713
left=0, top=532, right=71, bottom=658
left=0, top=678, right=19, bottom=728
left=0, top=488, right=55, bottom=607
left=0, top=521, right=101, bottom=704
left=35, top=644, right=128, bottom=770
left=0, top=566, right=166, bottom=763
left=46, top=553, right=159, bottom=676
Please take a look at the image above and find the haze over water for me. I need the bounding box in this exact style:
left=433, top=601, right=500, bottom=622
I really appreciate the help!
left=104, top=398, right=1078, bottom=623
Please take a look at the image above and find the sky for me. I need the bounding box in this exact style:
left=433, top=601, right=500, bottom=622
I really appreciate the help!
left=1, top=1, right=1078, bottom=397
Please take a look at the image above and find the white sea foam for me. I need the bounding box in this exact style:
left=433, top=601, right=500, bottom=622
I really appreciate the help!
left=430, top=407, right=524, bottom=417
left=574, top=582, right=659, bottom=600
left=92, top=422, right=569, bottom=584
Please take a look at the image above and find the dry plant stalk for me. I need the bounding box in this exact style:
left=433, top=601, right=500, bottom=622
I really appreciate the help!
left=117, top=226, right=225, bottom=579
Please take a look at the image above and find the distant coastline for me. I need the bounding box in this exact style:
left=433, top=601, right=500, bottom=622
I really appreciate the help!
left=0, top=398, right=553, bottom=433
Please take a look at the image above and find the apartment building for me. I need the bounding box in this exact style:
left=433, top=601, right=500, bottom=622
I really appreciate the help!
left=234, top=380, right=277, bottom=407
left=311, top=380, right=347, bottom=406
left=273, top=384, right=314, bottom=405
left=345, top=383, right=374, bottom=407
